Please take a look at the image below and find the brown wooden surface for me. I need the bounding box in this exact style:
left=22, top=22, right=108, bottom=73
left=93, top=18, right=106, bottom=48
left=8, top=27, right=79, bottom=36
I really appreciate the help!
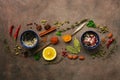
left=0, top=0, right=120, bottom=80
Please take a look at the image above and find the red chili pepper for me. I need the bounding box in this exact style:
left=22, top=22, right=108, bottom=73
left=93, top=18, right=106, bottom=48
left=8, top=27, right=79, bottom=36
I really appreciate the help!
left=14, top=25, right=21, bottom=40
left=106, top=38, right=114, bottom=48
left=9, top=25, right=14, bottom=36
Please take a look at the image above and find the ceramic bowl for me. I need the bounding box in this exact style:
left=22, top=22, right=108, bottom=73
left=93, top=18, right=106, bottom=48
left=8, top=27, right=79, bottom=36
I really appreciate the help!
left=20, top=30, right=39, bottom=49
left=81, top=31, right=100, bottom=49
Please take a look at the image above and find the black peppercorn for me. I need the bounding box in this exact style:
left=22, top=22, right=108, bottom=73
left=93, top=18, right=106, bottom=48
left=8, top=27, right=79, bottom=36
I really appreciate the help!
left=44, top=24, right=51, bottom=30
left=36, top=25, right=42, bottom=31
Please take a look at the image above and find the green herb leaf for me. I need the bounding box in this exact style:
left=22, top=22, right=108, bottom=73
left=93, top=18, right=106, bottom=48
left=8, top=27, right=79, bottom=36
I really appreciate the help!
left=66, top=46, right=78, bottom=54
left=87, top=20, right=96, bottom=28
left=56, top=31, right=62, bottom=36
left=34, top=54, right=40, bottom=61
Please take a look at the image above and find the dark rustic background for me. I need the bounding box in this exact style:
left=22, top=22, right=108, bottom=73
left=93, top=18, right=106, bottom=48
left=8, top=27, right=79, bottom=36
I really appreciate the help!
left=0, top=0, right=120, bottom=80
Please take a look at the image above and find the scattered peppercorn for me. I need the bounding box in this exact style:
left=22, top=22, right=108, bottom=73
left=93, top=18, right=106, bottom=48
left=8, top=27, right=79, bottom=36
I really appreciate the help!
left=36, top=25, right=42, bottom=31
left=44, top=24, right=51, bottom=30
left=26, top=23, right=33, bottom=26
left=34, top=23, right=38, bottom=26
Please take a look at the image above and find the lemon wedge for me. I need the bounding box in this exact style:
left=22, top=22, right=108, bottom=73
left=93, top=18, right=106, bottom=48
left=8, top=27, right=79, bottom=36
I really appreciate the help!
left=42, top=47, right=57, bottom=61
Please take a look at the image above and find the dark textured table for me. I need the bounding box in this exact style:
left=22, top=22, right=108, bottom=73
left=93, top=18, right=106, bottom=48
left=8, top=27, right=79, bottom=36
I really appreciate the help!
left=0, top=0, right=120, bottom=80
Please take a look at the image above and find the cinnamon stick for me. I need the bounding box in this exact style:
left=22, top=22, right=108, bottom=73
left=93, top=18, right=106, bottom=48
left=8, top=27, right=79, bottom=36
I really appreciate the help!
left=39, top=27, right=56, bottom=37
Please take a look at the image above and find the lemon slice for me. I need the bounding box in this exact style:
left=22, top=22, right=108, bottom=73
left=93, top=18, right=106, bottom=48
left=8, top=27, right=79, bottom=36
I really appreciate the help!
left=42, top=47, right=57, bottom=61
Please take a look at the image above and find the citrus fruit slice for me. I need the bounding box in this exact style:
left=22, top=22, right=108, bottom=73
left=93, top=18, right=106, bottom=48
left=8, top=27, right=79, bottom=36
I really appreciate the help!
left=42, top=47, right=57, bottom=61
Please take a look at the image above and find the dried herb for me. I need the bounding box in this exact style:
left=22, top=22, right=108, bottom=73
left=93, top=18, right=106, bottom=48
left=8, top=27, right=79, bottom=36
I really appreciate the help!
left=66, top=46, right=78, bottom=54
left=66, top=38, right=81, bottom=54
left=56, top=31, right=62, bottom=36
left=96, top=25, right=109, bottom=33
left=41, top=20, right=47, bottom=25
left=56, top=19, right=89, bottom=33
left=74, top=38, right=81, bottom=52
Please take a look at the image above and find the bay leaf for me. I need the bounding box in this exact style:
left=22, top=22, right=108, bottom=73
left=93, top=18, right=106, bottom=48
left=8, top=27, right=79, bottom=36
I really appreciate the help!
left=66, top=46, right=78, bottom=54
left=74, top=38, right=81, bottom=52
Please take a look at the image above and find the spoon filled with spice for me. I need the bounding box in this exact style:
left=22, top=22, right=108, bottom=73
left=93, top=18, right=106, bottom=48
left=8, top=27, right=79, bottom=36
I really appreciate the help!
left=62, top=19, right=90, bottom=43
left=34, top=36, right=59, bottom=54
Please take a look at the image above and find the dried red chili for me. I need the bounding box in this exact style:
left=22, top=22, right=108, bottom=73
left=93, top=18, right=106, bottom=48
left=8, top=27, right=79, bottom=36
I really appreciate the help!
left=14, top=25, right=21, bottom=40
left=106, top=38, right=114, bottom=48
left=9, top=25, right=14, bottom=36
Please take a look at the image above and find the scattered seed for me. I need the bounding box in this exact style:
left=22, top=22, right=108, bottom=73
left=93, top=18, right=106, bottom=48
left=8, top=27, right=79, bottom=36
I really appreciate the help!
left=15, top=52, right=19, bottom=55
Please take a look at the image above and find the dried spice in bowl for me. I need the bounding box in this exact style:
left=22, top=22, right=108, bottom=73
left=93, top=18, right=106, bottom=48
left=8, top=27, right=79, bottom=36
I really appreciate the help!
left=20, top=30, right=39, bottom=49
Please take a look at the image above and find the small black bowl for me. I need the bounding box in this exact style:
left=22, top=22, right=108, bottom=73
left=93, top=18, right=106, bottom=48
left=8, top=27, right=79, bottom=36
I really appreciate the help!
left=20, top=30, right=39, bottom=49
left=81, top=31, right=100, bottom=49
